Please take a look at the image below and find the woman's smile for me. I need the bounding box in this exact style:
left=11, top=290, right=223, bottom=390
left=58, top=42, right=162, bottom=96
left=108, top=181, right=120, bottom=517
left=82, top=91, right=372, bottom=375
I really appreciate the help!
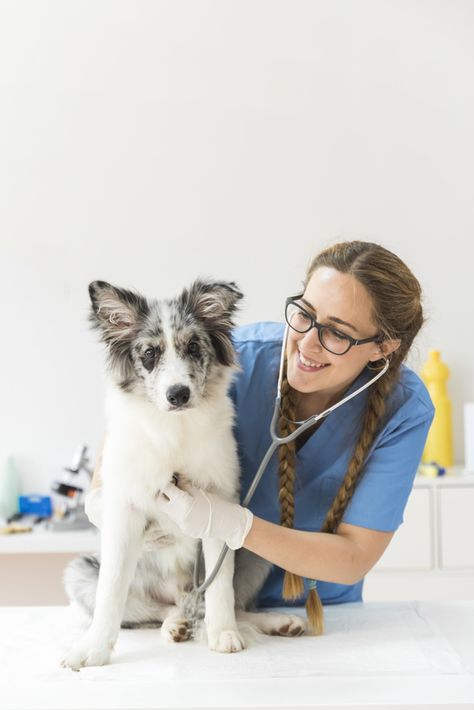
left=296, top=349, right=331, bottom=373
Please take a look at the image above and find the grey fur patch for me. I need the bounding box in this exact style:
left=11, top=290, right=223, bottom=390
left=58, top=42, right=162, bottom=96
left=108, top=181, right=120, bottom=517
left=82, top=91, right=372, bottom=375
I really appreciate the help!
left=63, top=549, right=272, bottom=632
left=172, top=279, right=244, bottom=367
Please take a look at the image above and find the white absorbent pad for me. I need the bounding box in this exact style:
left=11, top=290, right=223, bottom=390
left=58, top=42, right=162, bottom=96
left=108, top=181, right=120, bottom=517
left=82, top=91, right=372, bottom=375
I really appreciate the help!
left=0, top=601, right=469, bottom=683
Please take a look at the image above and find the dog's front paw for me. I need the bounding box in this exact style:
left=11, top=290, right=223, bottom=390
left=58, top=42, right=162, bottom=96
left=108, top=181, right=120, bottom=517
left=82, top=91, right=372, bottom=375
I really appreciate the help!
left=161, top=617, right=192, bottom=643
left=207, top=627, right=246, bottom=653
left=60, top=635, right=113, bottom=671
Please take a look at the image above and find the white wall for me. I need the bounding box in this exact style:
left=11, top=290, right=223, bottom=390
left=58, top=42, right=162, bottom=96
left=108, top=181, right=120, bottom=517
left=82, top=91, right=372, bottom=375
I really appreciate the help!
left=1, top=0, right=473, bottom=493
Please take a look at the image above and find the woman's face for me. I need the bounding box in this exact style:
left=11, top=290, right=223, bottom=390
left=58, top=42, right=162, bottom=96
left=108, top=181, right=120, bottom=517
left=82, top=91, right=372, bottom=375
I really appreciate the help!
left=285, top=266, right=397, bottom=410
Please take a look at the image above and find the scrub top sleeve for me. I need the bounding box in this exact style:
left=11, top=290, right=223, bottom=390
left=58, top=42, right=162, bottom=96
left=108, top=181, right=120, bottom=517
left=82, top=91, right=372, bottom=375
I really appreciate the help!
left=340, top=405, right=435, bottom=532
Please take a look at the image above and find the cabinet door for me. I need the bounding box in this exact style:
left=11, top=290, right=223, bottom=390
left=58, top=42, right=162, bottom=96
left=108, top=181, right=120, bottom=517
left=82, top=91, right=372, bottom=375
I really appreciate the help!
left=373, top=487, right=433, bottom=570
left=439, top=486, right=474, bottom=569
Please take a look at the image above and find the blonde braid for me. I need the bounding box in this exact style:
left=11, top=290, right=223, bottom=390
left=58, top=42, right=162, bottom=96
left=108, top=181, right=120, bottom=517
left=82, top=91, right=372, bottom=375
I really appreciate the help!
left=322, top=356, right=401, bottom=535
left=277, top=368, right=305, bottom=600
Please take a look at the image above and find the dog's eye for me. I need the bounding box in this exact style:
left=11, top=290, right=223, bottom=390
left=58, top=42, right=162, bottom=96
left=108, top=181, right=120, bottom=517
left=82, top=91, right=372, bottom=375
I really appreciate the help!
left=144, top=346, right=161, bottom=361
left=142, top=346, right=161, bottom=372
left=188, top=341, right=200, bottom=355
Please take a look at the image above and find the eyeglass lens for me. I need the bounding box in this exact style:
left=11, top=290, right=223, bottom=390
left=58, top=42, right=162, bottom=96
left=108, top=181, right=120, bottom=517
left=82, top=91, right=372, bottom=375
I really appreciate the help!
left=286, top=302, right=351, bottom=354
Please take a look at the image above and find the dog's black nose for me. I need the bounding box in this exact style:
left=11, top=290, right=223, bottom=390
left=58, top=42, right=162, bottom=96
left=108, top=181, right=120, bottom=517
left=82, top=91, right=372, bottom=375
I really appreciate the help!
left=166, top=385, right=190, bottom=407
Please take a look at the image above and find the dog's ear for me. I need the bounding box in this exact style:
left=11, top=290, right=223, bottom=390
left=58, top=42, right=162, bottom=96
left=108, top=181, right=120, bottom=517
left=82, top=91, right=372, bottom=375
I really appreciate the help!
left=180, top=279, right=244, bottom=323
left=88, top=280, right=149, bottom=346
left=178, top=279, right=244, bottom=366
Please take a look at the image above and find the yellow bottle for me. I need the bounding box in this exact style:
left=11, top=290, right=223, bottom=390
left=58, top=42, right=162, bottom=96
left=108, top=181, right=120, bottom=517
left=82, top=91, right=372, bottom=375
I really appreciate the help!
left=420, top=350, right=454, bottom=467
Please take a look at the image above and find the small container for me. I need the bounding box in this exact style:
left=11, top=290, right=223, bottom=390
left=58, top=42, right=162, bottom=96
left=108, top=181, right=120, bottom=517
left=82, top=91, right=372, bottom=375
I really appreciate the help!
left=19, top=495, right=53, bottom=517
left=418, top=462, right=446, bottom=477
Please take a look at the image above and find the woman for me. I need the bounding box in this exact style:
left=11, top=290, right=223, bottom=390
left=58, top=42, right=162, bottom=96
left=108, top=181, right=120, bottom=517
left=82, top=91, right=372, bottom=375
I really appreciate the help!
left=154, top=240, right=435, bottom=634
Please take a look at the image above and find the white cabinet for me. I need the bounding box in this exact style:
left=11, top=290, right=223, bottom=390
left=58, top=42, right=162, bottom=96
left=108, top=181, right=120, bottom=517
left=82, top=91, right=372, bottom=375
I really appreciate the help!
left=438, top=486, right=474, bottom=569
left=374, top=487, right=434, bottom=571
left=365, top=470, right=474, bottom=602
left=0, top=530, right=100, bottom=605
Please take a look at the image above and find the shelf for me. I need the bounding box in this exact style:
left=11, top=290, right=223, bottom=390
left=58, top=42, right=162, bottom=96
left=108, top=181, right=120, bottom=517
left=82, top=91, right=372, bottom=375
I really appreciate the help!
left=0, top=529, right=100, bottom=555
left=414, top=465, right=474, bottom=486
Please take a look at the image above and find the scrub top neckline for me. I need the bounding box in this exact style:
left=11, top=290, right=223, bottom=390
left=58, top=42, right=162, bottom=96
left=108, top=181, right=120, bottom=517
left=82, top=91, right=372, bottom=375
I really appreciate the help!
left=293, top=366, right=372, bottom=459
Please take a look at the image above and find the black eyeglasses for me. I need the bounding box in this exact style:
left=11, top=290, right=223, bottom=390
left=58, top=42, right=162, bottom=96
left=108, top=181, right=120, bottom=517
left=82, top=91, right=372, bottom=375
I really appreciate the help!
left=285, top=295, right=383, bottom=356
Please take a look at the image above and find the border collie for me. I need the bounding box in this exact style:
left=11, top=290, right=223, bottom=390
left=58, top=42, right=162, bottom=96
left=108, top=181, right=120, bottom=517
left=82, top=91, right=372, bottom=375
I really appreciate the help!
left=61, top=279, right=305, bottom=670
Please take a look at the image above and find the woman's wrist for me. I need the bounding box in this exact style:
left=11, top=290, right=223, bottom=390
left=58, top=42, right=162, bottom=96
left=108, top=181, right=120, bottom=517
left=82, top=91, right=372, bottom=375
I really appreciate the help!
left=226, top=504, right=254, bottom=549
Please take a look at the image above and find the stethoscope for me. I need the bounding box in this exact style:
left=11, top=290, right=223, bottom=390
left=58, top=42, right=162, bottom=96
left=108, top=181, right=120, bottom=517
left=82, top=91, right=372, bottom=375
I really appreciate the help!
left=191, top=323, right=390, bottom=595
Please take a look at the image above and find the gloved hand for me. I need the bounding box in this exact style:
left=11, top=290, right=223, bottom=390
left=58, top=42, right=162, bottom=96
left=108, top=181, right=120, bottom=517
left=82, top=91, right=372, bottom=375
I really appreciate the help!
left=84, top=486, right=176, bottom=551
left=154, top=479, right=254, bottom=550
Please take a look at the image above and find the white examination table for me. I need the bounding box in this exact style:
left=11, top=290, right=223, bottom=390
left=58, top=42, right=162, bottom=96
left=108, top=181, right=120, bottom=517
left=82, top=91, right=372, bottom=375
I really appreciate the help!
left=0, top=601, right=473, bottom=710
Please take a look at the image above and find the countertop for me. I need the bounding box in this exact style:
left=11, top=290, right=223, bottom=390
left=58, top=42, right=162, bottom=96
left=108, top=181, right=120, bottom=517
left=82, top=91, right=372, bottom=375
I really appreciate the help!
left=0, top=600, right=473, bottom=709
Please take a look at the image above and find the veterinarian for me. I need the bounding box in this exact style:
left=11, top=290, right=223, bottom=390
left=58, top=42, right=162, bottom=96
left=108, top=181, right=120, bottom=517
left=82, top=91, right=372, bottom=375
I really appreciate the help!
left=89, top=240, right=435, bottom=635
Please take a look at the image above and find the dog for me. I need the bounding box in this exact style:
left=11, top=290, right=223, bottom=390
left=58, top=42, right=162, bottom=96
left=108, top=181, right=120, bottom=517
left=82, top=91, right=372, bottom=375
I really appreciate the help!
left=61, top=278, right=306, bottom=670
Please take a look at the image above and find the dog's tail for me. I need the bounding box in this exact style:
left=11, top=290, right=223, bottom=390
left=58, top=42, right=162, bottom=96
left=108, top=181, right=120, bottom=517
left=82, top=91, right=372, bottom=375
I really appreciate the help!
left=63, top=554, right=166, bottom=629
left=63, top=555, right=100, bottom=620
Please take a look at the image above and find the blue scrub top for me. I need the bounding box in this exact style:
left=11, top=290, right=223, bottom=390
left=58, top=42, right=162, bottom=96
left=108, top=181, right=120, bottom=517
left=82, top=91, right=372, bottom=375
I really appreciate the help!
left=229, top=321, right=435, bottom=608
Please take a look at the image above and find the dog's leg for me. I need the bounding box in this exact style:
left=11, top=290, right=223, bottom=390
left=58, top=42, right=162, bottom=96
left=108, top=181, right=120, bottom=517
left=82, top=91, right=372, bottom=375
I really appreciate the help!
left=233, top=548, right=272, bottom=610
left=231, top=549, right=306, bottom=636
left=160, top=606, right=193, bottom=643
left=123, top=601, right=192, bottom=642
left=201, top=538, right=246, bottom=653
left=235, top=609, right=306, bottom=636
left=61, top=504, right=145, bottom=670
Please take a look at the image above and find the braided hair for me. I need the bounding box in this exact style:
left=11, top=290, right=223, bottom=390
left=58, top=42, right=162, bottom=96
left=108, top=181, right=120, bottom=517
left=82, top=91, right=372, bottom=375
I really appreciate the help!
left=277, top=240, right=425, bottom=634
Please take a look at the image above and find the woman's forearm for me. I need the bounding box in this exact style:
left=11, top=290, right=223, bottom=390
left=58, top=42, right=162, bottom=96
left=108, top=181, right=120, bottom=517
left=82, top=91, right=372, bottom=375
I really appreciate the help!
left=242, top=515, right=361, bottom=586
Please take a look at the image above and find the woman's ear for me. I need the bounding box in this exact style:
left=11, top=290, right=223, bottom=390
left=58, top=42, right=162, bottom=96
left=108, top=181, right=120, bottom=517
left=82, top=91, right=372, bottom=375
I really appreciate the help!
left=368, top=338, right=401, bottom=362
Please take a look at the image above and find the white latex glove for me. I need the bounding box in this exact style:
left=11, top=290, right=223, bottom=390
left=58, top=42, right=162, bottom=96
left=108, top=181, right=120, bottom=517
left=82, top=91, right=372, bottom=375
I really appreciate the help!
left=155, top=480, right=254, bottom=550
left=84, top=486, right=176, bottom=551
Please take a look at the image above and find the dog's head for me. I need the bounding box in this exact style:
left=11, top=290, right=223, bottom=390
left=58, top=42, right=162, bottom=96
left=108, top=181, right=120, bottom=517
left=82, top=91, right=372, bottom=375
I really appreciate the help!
left=88, top=279, right=243, bottom=411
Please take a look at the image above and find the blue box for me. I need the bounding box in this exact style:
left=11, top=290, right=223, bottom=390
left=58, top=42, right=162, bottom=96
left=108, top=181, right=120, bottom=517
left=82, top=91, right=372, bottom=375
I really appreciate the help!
left=19, top=495, right=53, bottom=517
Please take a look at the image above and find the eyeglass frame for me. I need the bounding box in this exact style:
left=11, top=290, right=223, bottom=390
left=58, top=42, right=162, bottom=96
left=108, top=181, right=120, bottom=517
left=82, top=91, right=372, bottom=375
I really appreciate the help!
left=285, top=294, right=384, bottom=356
